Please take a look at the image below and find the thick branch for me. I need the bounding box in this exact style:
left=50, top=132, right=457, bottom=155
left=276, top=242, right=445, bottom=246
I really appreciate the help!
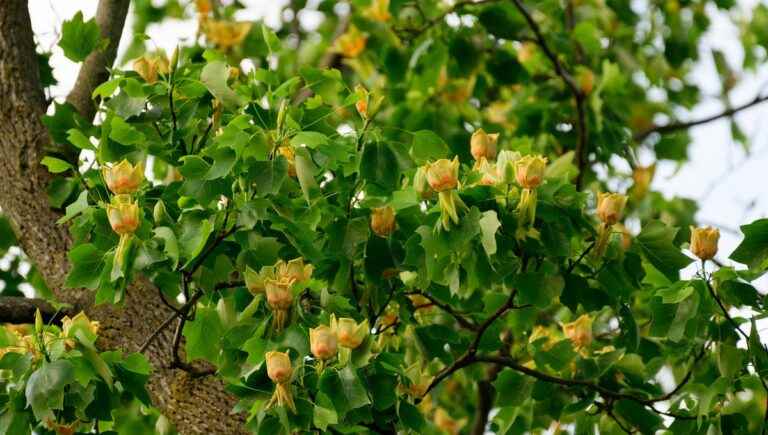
left=634, top=92, right=768, bottom=142
left=0, top=296, right=72, bottom=325
left=66, top=0, right=131, bottom=121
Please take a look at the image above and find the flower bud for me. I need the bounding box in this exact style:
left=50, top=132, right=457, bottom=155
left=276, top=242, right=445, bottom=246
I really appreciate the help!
left=355, top=84, right=369, bottom=119
left=371, top=206, right=396, bottom=237
left=266, top=351, right=293, bottom=384
left=425, top=157, right=460, bottom=192
left=576, top=67, right=595, bottom=95
left=310, top=325, right=338, bottom=360
left=278, top=145, right=297, bottom=177
left=562, top=314, right=593, bottom=349
left=195, top=0, right=212, bottom=14
left=276, top=257, right=313, bottom=283
left=470, top=129, right=499, bottom=161
left=690, top=226, right=719, bottom=260
left=514, top=155, right=547, bottom=189
left=596, top=192, right=628, bottom=225
left=102, top=159, right=144, bottom=195
left=332, top=315, right=369, bottom=349
left=336, top=26, right=367, bottom=58
left=107, top=196, right=140, bottom=235
left=496, top=150, right=521, bottom=184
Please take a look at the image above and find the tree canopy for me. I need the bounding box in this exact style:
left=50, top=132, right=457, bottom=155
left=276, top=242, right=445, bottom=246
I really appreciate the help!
left=1, top=0, right=768, bottom=434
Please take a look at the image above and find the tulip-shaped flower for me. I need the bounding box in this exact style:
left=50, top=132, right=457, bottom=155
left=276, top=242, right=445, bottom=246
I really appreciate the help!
left=365, top=0, right=391, bottom=22
left=474, top=157, right=499, bottom=186
left=631, top=164, right=655, bottom=199
left=470, top=129, right=499, bottom=161
left=594, top=192, right=628, bottom=258
left=424, top=157, right=466, bottom=231
left=60, top=312, right=100, bottom=350
left=276, top=257, right=313, bottom=284
left=562, top=314, right=593, bottom=352
left=332, top=315, right=369, bottom=349
left=202, top=20, right=252, bottom=50
left=102, top=160, right=144, bottom=195
left=690, top=226, right=719, bottom=261
left=434, top=408, right=467, bottom=435
left=244, top=265, right=268, bottom=296
left=132, top=53, right=169, bottom=84
left=107, top=195, right=140, bottom=270
left=371, top=206, right=396, bottom=237
left=278, top=145, right=296, bottom=177
left=265, top=351, right=296, bottom=413
left=310, top=325, right=338, bottom=372
left=514, top=155, right=548, bottom=239
left=335, top=26, right=367, bottom=58
left=265, top=276, right=295, bottom=332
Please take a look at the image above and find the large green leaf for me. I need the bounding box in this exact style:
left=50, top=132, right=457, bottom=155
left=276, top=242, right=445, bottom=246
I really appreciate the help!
left=635, top=221, right=693, bottom=281
left=730, top=218, right=768, bottom=270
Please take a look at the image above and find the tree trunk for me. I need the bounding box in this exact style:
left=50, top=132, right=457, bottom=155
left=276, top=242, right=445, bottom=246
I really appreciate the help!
left=0, top=1, right=247, bottom=433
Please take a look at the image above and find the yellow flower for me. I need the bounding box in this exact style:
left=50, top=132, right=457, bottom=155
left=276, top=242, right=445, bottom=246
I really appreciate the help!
left=514, top=155, right=548, bottom=189
left=61, top=312, right=99, bottom=338
left=276, top=257, right=313, bottom=283
left=562, top=314, right=593, bottom=349
left=470, top=129, right=499, bottom=161
left=401, top=363, right=432, bottom=397
left=107, top=196, right=140, bottom=235
left=195, top=0, right=212, bottom=15
left=474, top=157, right=499, bottom=186
left=331, top=315, right=369, bottom=349
left=425, top=157, right=460, bottom=192
left=576, top=66, right=595, bottom=95
left=371, top=206, right=396, bottom=237
left=202, top=20, right=252, bottom=49
left=596, top=192, right=628, bottom=225
left=433, top=408, right=466, bottom=435
left=132, top=53, right=170, bottom=84
left=336, top=26, right=367, bottom=58
left=631, top=164, right=655, bottom=199
left=690, top=226, right=719, bottom=260
left=496, top=150, right=521, bottom=184
left=366, top=0, right=391, bottom=22
left=278, top=146, right=296, bottom=177
left=266, top=350, right=293, bottom=383
left=265, top=276, right=294, bottom=331
left=310, top=325, right=338, bottom=361
left=102, top=159, right=144, bottom=195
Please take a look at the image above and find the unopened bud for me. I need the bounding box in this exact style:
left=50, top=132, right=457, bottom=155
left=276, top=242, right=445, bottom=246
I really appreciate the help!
left=371, top=206, right=396, bottom=237
left=596, top=192, right=628, bottom=225
left=310, top=325, right=338, bottom=360
left=470, top=129, right=499, bottom=161
left=425, top=157, right=460, bottom=192
left=266, top=350, right=293, bottom=384
left=690, top=226, right=719, bottom=260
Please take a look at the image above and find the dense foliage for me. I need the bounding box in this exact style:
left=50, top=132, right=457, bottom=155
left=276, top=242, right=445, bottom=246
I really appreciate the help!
left=3, top=0, right=768, bottom=433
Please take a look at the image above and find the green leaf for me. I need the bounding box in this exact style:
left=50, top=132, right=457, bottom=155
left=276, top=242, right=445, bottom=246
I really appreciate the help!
left=398, top=401, right=425, bottom=432
left=515, top=271, right=564, bottom=309
left=109, top=116, right=146, bottom=146
left=177, top=212, right=214, bottom=268
left=360, top=142, right=400, bottom=190
left=201, top=61, right=245, bottom=110
left=59, top=11, right=104, bottom=62
left=179, top=155, right=212, bottom=180
left=57, top=190, right=89, bottom=224
left=154, top=226, right=180, bottom=268
left=730, top=218, right=768, bottom=270
left=183, top=306, right=224, bottom=363
left=410, top=130, right=449, bottom=163
left=41, top=156, right=73, bottom=174
left=205, top=147, right=236, bottom=180
left=635, top=221, right=693, bottom=281
left=479, top=210, right=500, bottom=256
left=291, top=131, right=329, bottom=149
left=478, top=4, right=523, bottom=39
left=614, top=399, right=662, bottom=433
left=25, top=360, right=74, bottom=421
left=67, top=128, right=96, bottom=150
left=493, top=369, right=532, bottom=406
left=749, top=318, right=768, bottom=378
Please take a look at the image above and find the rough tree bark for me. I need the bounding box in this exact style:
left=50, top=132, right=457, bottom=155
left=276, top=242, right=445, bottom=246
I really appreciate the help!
left=0, top=1, right=247, bottom=433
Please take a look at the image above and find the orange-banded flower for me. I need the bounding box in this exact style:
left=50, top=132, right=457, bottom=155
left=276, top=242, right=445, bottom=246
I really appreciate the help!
left=244, top=265, right=275, bottom=295
left=266, top=350, right=293, bottom=383
left=514, top=155, right=547, bottom=189
left=562, top=314, right=593, bottom=349
left=371, top=206, right=396, bottom=237
left=365, top=0, right=391, bottom=22
left=276, top=257, right=313, bottom=284
left=102, top=159, right=144, bottom=195
left=331, top=315, right=369, bottom=349
left=474, top=157, right=499, bottom=186
left=310, top=325, right=338, bottom=361
left=470, top=129, right=499, bottom=161
left=107, top=196, right=140, bottom=235
left=202, top=20, right=252, bottom=49
left=132, top=53, right=170, bottom=84
left=690, top=226, right=719, bottom=260
left=425, top=157, right=460, bottom=192
left=336, top=26, right=367, bottom=58
left=596, top=192, right=628, bottom=225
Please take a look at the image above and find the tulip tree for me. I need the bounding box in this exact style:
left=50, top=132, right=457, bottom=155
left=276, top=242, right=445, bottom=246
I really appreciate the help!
left=2, top=0, right=768, bottom=434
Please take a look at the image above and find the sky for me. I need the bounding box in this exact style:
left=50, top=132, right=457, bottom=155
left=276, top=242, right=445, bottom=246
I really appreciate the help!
left=28, top=1, right=768, bottom=332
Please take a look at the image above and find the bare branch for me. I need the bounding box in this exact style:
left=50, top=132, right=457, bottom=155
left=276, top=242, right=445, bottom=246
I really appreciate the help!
left=66, top=0, right=131, bottom=121
left=634, top=92, right=768, bottom=142
left=405, top=290, right=479, bottom=331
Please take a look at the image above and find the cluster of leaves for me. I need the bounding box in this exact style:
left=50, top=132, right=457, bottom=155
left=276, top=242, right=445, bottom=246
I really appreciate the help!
left=0, top=312, right=156, bottom=434
left=12, top=0, right=768, bottom=433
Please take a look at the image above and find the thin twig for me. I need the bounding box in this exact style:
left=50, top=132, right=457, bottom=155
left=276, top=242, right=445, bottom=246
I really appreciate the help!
left=138, top=290, right=204, bottom=353
left=405, top=290, right=479, bottom=331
